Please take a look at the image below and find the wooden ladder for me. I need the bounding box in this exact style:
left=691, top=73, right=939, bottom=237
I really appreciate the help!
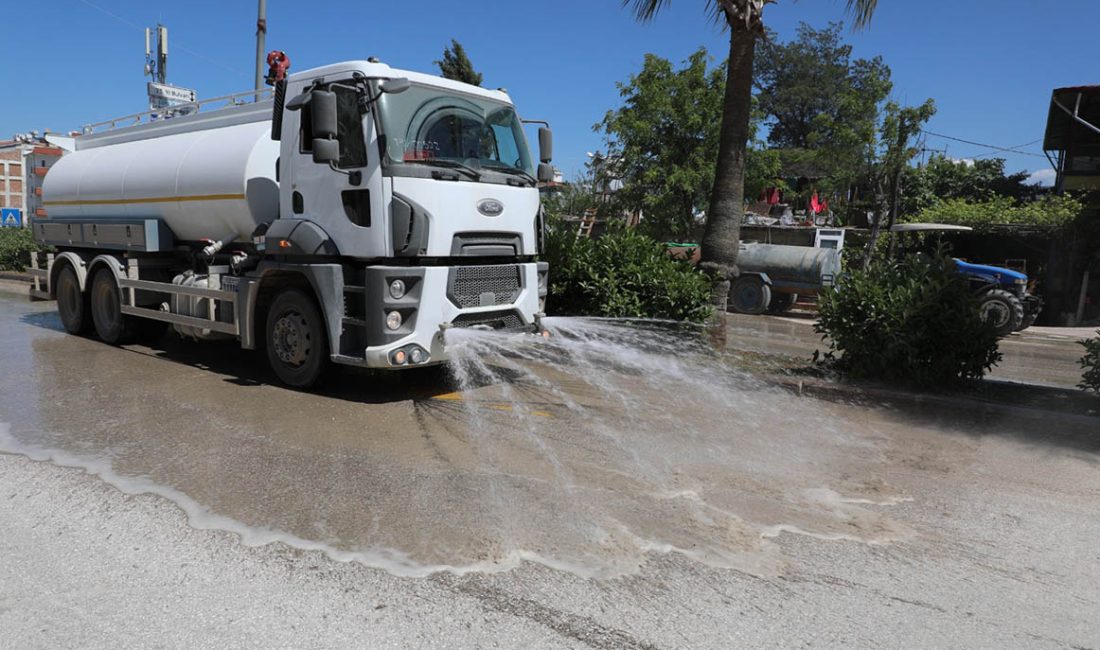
left=576, top=208, right=598, bottom=239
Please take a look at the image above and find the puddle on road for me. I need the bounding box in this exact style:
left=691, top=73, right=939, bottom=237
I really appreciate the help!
left=0, top=298, right=981, bottom=578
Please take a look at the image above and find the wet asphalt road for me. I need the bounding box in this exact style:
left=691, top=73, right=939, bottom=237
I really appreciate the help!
left=2, top=290, right=1100, bottom=649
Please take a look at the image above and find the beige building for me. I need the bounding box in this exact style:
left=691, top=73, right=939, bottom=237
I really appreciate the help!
left=0, top=136, right=64, bottom=225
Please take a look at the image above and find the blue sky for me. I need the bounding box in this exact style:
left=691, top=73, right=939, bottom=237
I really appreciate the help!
left=4, top=1, right=1098, bottom=184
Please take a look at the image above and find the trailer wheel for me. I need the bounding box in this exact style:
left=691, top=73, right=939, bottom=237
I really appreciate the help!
left=728, top=276, right=772, bottom=315
left=56, top=264, right=91, bottom=335
left=265, top=289, right=330, bottom=389
left=766, top=292, right=798, bottom=314
left=90, top=268, right=135, bottom=344
left=978, top=289, right=1024, bottom=336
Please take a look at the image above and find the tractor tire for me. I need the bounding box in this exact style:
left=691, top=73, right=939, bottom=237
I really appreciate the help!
left=728, top=276, right=772, bottom=315
left=265, top=289, right=331, bottom=389
left=978, top=289, right=1024, bottom=336
left=1016, top=311, right=1039, bottom=332
left=766, top=292, right=798, bottom=314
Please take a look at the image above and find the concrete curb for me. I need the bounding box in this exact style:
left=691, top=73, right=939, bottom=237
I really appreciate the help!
left=767, top=374, right=1098, bottom=425
left=0, top=277, right=30, bottom=298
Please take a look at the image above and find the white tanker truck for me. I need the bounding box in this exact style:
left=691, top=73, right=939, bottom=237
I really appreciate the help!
left=28, top=57, right=554, bottom=387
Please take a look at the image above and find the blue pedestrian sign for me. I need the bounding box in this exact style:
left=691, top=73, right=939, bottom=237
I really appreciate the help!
left=1, top=208, right=22, bottom=228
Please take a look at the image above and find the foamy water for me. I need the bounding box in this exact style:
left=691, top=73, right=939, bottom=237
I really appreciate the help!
left=0, top=315, right=917, bottom=578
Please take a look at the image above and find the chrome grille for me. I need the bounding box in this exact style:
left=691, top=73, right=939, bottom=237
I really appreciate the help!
left=448, top=265, right=522, bottom=308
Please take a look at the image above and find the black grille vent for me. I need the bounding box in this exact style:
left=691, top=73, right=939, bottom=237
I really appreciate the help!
left=451, top=310, right=524, bottom=330
left=448, top=265, right=521, bottom=308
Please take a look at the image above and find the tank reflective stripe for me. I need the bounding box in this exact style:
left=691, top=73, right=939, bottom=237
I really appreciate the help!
left=43, top=193, right=246, bottom=206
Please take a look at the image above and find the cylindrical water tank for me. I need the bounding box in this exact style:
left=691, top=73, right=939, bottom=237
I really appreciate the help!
left=43, top=120, right=279, bottom=243
left=738, top=242, right=841, bottom=285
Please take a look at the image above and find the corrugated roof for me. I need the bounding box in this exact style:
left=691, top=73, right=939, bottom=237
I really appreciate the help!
left=1044, top=86, right=1100, bottom=151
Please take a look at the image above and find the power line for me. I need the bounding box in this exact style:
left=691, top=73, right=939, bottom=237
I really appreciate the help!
left=75, top=0, right=247, bottom=78
left=921, top=130, right=1046, bottom=158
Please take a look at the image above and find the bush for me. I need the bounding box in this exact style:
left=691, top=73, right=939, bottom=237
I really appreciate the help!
left=912, top=195, right=1083, bottom=230
left=1079, top=332, right=1100, bottom=394
left=814, top=251, right=1002, bottom=385
left=542, top=219, right=712, bottom=322
left=0, top=227, right=46, bottom=272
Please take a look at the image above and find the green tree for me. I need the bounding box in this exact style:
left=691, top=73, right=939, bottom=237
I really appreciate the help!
left=863, top=98, right=937, bottom=267
left=624, top=0, right=881, bottom=310
left=755, top=22, right=892, bottom=154
left=435, top=39, right=483, bottom=86
left=598, top=49, right=783, bottom=240
left=597, top=50, right=723, bottom=239
left=900, top=156, right=1035, bottom=217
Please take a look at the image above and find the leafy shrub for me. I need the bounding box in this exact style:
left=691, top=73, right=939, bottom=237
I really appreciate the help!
left=912, top=195, right=1082, bottom=230
left=542, top=218, right=712, bottom=322
left=0, top=227, right=47, bottom=272
left=814, top=251, right=1002, bottom=385
left=1079, top=332, right=1100, bottom=394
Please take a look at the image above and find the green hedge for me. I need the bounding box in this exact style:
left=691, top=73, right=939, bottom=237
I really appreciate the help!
left=1080, top=332, right=1100, bottom=394
left=0, top=227, right=46, bottom=272
left=814, top=251, right=1002, bottom=385
left=912, top=195, right=1082, bottom=230
left=542, top=219, right=712, bottom=322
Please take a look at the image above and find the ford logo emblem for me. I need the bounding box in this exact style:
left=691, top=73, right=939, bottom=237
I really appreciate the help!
left=477, top=199, right=504, bottom=217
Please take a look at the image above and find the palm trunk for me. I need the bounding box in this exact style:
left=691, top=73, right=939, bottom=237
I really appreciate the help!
left=701, top=21, right=756, bottom=313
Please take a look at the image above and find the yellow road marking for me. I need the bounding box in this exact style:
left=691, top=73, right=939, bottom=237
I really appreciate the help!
left=430, top=392, right=552, bottom=417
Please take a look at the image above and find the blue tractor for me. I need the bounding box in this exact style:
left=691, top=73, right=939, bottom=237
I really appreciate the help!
left=955, top=258, right=1042, bottom=334
left=890, top=224, right=1042, bottom=335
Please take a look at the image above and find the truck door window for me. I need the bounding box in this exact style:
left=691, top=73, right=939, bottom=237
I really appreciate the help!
left=333, top=85, right=367, bottom=169
left=297, top=83, right=368, bottom=170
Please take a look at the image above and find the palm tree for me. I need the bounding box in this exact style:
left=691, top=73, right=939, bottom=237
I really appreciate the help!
left=624, top=0, right=879, bottom=311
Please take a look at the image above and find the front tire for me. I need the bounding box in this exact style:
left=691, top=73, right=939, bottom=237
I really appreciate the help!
left=265, top=289, right=330, bottom=389
left=90, top=268, right=135, bottom=344
left=728, top=276, right=772, bottom=315
left=978, top=289, right=1024, bottom=336
left=56, top=264, right=90, bottom=335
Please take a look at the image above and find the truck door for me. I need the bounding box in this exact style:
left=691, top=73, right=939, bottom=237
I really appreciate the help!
left=285, top=79, right=386, bottom=259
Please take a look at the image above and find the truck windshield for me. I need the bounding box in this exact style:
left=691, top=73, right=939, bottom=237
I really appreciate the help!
left=376, top=83, right=535, bottom=181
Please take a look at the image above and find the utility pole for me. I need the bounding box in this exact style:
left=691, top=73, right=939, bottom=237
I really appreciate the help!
left=254, top=0, right=267, bottom=101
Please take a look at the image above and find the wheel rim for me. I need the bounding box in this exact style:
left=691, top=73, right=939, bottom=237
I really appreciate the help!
left=735, top=284, right=761, bottom=310
left=272, top=310, right=311, bottom=367
left=980, top=301, right=1009, bottom=328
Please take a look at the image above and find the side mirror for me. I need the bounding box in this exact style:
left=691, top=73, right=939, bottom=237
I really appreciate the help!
left=380, top=78, right=411, bottom=95
left=311, top=90, right=338, bottom=139
left=313, top=138, right=340, bottom=165
left=538, top=127, right=553, bottom=163
left=537, top=163, right=555, bottom=184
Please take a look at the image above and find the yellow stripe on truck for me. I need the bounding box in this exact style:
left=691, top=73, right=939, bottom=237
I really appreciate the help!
left=43, top=193, right=246, bottom=206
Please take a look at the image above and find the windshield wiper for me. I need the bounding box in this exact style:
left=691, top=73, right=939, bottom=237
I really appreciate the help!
left=482, top=163, right=537, bottom=186
left=404, top=158, right=481, bottom=181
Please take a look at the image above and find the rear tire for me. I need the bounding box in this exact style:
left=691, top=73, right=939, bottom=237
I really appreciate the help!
left=90, top=268, right=135, bottom=344
left=56, top=264, right=91, bottom=335
left=978, top=289, right=1024, bottom=336
left=766, top=292, right=797, bottom=314
left=265, top=289, right=330, bottom=389
left=728, top=276, right=772, bottom=315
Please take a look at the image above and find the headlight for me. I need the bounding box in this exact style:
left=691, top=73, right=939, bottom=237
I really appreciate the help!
left=389, top=279, right=407, bottom=299
left=1014, top=278, right=1027, bottom=285
left=385, top=310, right=403, bottom=330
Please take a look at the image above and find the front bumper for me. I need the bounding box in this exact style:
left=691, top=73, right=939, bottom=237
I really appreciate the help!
left=345, top=261, right=546, bottom=369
